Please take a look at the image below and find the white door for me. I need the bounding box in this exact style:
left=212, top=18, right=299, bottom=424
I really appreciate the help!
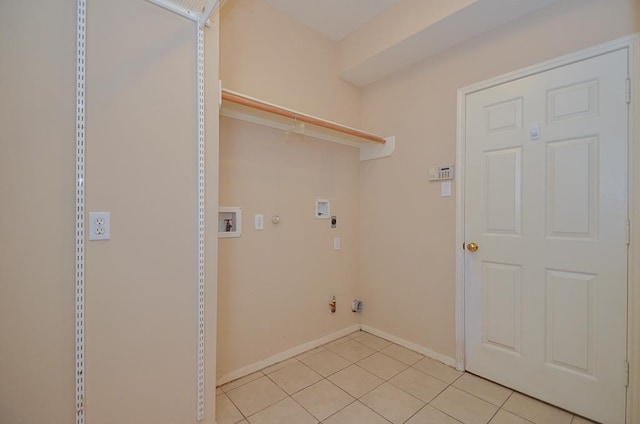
left=464, top=49, right=628, bottom=424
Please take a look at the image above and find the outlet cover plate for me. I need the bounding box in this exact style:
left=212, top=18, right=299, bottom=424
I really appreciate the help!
left=88, top=212, right=110, bottom=241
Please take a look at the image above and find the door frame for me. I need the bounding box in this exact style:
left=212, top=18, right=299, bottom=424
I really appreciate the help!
left=455, top=34, right=640, bottom=422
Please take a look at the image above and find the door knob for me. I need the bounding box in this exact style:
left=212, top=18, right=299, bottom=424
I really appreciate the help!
left=467, top=242, right=479, bottom=252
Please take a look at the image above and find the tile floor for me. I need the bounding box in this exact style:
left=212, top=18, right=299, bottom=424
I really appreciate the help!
left=216, top=331, right=597, bottom=424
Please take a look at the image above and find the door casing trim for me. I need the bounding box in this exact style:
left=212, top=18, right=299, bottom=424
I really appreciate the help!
left=455, top=33, right=640, bottom=423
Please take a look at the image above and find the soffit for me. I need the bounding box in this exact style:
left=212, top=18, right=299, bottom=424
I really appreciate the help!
left=258, top=0, right=560, bottom=86
left=262, top=0, right=402, bottom=41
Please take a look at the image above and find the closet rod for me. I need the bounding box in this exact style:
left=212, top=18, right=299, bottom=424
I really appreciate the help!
left=221, top=89, right=386, bottom=144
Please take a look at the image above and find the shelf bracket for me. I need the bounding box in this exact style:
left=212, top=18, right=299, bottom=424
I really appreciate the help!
left=360, top=136, right=396, bottom=161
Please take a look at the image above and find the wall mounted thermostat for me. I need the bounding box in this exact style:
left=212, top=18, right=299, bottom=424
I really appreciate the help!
left=429, top=165, right=455, bottom=181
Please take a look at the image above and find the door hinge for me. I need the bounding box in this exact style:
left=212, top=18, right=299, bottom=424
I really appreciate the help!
left=219, top=79, right=223, bottom=107
left=625, top=361, right=629, bottom=387
left=626, top=219, right=631, bottom=245
left=626, top=78, right=631, bottom=104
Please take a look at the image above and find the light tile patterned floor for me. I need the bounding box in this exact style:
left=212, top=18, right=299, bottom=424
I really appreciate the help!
left=216, top=331, right=597, bottom=424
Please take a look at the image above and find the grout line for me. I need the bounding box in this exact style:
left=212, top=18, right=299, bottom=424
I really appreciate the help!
left=219, top=338, right=585, bottom=424
left=443, top=379, right=501, bottom=408
left=330, top=398, right=393, bottom=424
left=486, top=406, right=502, bottom=423
left=403, top=403, right=428, bottom=423
left=346, top=362, right=387, bottom=397
left=220, top=370, right=265, bottom=393
left=219, top=333, right=474, bottom=423
left=218, top=391, right=247, bottom=422
left=289, top=393, right=318, bottom=423
left=421, top=376, right=471, bottom=424
left=315, top=398, right=358, bottom=423
left=264, top=363, right=323, bottom=397
left=408, top=363, right=462, bottom=385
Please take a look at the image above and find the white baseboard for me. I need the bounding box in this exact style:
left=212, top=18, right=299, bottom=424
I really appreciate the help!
left=360, top=325, right=457, bottom=368
left=216, top=324, right=360, bottom=386
left=216, top=324, right=457, bottom=387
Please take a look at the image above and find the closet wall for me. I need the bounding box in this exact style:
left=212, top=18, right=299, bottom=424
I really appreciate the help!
left=0, top=0, right=220, bottom=422
left=84, top=1, right=219, bottom=422
left=1, top=1, right=76, bottom=422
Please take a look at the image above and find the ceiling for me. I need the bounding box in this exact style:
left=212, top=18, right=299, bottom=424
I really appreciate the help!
left=259, top=0, right=560, bottom=86
left=262, top=0, right=402, bottom=41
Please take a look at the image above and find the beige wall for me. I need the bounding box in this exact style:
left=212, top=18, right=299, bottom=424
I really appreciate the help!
left=220, top=0, right=361, bottom=127
left=359, top=0, right=640, bottom=359
left=1, top=0, right=219, bottom=422
left=216, top=0, right=639, bottom=381
left=0, top=1, right=76, bottom=422
left=217, top=0, right=364, bottom=379
left=6, top=0, right=632, bottom=420
left=217, top=116, right=360, bottom=378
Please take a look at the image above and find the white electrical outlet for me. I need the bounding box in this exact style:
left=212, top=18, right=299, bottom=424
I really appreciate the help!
left=88, top=212, right=110, bottom=241
left=333, top=237, right=341, bottom=250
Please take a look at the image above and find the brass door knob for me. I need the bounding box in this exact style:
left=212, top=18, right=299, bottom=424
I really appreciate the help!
left=467, top=242, right=479, bottom=252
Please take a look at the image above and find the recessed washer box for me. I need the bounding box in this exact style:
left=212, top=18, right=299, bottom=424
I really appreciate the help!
left=315, top=199, right=330, bottom=219
left=218, top=207, right=241, bottom=238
